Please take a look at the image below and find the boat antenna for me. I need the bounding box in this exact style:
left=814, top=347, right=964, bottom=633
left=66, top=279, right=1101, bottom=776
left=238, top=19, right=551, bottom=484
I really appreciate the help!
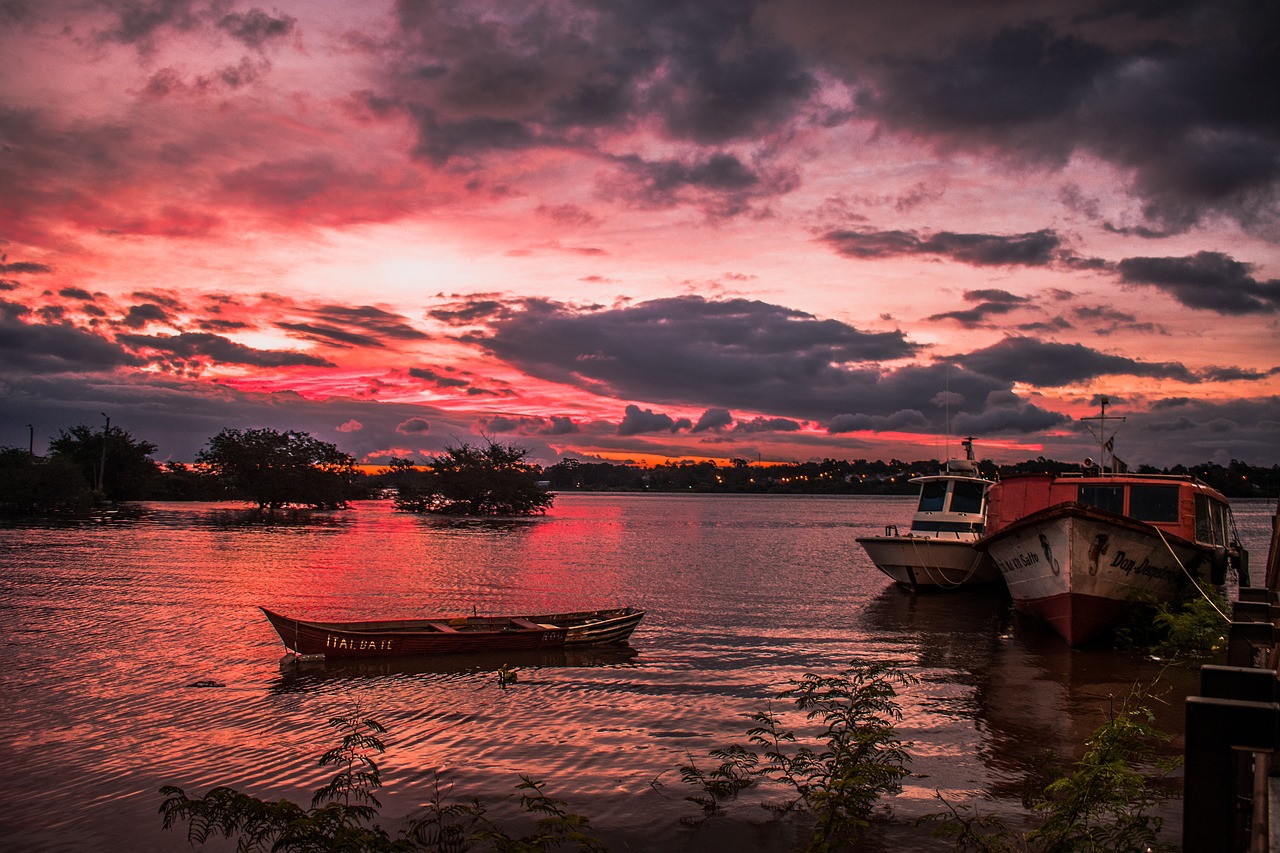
left=1080, top=395, right=1125, bottom=475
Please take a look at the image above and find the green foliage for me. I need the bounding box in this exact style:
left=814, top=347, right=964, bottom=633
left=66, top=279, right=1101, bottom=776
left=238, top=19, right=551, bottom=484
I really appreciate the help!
left=160, top=709, right=409, bottom=852
left=679, top=660, right=915, bottom=850
left=196, top=427, right=360, bottom=510
left=677, top=744, right=758, bottom=815
left=393, top=441, right=553, bottom=516
left=48, top=423, right=160, bottom=501
left=923, top=686, right=1179, bottom=853
left=467, top=777, right=606, bottom=852
left=1114, top=584, right=1228, bottom=658
left=162, top=711, right=603, bottom=853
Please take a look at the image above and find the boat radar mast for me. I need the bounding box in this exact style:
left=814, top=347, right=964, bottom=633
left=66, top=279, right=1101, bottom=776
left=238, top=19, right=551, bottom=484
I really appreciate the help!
left=1080, top=396, right=1126, bottom=475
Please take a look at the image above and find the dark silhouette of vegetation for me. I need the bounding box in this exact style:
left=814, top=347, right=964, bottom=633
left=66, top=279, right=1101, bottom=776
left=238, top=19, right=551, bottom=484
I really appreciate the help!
left=392, top=441, right=554, bottom=516
left=49, top=423, right=160, bottom=501
left=680, top=660, right=916, bottom=850
left=160, top=708, right=604, bottom=852
left=196, top=428, right=361, bottom=510
left=544, top=457, right=1280, bottom=498
left=0, top=447, right=92, bottom=515
left=923, top=684, right=1179, bottom=852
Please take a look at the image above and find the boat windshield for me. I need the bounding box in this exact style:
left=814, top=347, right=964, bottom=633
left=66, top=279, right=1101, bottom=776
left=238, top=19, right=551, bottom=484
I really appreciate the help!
left=918, top=480, right=947, bottom=512
left=950, top=480, right=985, bottom=515
left=1194, top=494, right=1230, bottom=546
left=1129, top=484, right=1179, bottom=522
left=1078, top=484, right=1124, bottom=514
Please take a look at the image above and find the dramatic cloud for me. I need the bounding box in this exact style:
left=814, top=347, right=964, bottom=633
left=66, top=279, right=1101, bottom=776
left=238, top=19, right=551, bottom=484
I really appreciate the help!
left=1117, top=252, right=1280, bottom=315
left=618, top=405, right=692, bottom=436
left=957, top=337, right=1196, bottom=386
left=0, top=0, right=1275, bottom=466
left=116, top=332, right=334, bottom=369
left=396, top=418, right=431, bottom=435
left=468, top=295, right=919, bottom=417
left=823, top=229, right=1064, bottom=266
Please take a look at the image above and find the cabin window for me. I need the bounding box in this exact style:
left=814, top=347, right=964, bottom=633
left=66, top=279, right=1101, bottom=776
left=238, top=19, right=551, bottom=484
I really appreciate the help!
left=1195, top=494, right=1227, bottom=546
left=1128, top=485, right=1179, bottom=522
left=918, top=480, right=947, bottom=512
left=950, top=480, right=986, bottom=515
left=1078, top=485, right=1124, bottom=514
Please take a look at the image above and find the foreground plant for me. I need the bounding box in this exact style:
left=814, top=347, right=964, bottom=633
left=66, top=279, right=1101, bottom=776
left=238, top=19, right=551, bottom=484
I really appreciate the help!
left=161, top=710, right=603, bottom=852
left=680, top=659, right=916, bottom=850
left=924, top=684, right=1179, bottom=853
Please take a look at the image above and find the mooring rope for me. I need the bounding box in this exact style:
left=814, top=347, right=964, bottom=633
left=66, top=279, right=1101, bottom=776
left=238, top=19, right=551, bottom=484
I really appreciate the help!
left=1154, top=526, right=1229, bottom=623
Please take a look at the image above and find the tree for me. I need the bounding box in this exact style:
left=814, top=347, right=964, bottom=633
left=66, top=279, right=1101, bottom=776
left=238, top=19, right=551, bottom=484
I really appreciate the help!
left=394, top=440, right=554, bottom=516
left=48, top=423, right=159, bottom=501
left=196, top=428, right=359, bottom=510
left=0, top=447, right=93, bottom=515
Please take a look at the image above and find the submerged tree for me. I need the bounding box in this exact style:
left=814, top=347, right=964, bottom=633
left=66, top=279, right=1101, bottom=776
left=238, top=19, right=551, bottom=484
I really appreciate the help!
left=196, top=428, right=360, bottom=510
left=393, top=440, right=553, bottom=516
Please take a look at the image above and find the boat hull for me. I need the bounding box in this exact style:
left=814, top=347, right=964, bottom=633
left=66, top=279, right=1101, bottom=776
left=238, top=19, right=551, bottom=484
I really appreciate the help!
left=856, top=535, right=1001, bottom=589
left=977, top=502, right=1209, bottom=645
left=261, top=606, right=645, bottom=658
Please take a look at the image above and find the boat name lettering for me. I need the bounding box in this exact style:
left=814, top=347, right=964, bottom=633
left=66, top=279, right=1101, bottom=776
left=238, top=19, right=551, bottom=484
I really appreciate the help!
left=325, top=634, right=395, bottom=652
left=995, top=550, right=1040, bottom=573
left=1109, top=551, right=1178, bottom=582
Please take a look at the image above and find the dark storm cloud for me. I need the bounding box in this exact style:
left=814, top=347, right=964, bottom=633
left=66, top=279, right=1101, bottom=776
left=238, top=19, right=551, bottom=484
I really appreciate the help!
left=466, top=296, right=1067, bottom=434
left=478, top=414, right=579, bottom=436
left=733, top=416, right=803, bottom=434
left=1112, top=396, right=1280, bottom=466
left=0, top=303, right=142, bottom=373
left=838, top=1, right=1280, bottom=232
left=0, top=260, right=51, bottom=273
left=390, top=0, right=818, bottom=156
left=59, top=287, right=96, bottom=301
left=957, top=336, right=1196, bottom=386
left=116, top=331, right=334, bottom=368
left=611, top=152, right=799, bottom=216
left=823, top=228, right=1064, bottom=266
left=1117, top=251, right=1280, bottom=315
left=692, top=407, right=733, bottom=433
left=396, top=417, right=430, bottom=434
left=618, top=405, right=692, bottom=436
left=120, top=302, right=172, bottom=328
left=274, top=304, right=427, bottom=349
left=928, top=289, right=1034, bottom=327
left=310, top=305, right=430, bottom=341
left=467, top=295, right=919, bottom=417
left=217, top=8, right=296, bottom=50
left=277, top=322, right=384, bottom=349
left=409, top=366, right=470, bottom=389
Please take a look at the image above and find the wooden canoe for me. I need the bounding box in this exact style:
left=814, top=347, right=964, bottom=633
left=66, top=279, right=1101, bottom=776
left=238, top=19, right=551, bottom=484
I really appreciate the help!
left=261, top=606, right=645, bottom=658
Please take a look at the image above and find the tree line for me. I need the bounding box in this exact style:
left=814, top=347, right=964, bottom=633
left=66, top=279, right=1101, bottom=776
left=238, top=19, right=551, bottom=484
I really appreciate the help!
left=1, top=421, right=1276, bottom=518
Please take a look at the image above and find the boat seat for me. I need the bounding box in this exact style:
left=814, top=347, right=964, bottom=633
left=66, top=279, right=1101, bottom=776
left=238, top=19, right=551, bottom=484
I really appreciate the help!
left=510, top=618, right=556, bottom=630
left=428, top=621, right=460, bottom=633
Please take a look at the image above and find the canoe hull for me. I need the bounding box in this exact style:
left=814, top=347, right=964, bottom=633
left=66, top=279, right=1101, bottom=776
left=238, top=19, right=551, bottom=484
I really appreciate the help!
left=856, top=535, right=1000, bottom=589
left=261, top=606, right=645, bottom=658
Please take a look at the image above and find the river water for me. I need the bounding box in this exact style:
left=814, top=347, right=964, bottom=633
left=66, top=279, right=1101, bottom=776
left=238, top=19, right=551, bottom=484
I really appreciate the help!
left=1, top=494, right=1275, bottom=852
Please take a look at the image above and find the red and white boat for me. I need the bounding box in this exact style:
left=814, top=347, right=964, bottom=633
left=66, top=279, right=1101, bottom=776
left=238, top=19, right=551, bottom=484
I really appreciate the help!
left=856, top=438, right=1001, bottom=590
left=976, top=400, right=1246, bottom=645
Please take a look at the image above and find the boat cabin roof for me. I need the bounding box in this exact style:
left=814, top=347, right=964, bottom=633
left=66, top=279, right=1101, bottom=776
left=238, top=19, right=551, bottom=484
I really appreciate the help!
left=985, top=472, right=1233, bottom=545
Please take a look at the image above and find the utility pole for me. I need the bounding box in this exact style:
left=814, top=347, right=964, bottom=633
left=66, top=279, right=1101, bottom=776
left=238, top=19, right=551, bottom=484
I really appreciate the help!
left=99, top=412, right=110, bottom=494
left=27, top=423, right=33, bottom=455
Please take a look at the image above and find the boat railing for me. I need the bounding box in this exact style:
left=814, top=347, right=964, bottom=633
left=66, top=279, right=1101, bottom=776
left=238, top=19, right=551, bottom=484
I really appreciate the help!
left=1184, top=508, right=1280, bottom=852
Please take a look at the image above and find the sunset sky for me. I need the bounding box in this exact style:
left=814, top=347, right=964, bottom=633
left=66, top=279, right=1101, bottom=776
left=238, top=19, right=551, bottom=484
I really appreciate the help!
left=2, top=0, right=1278, bottom=469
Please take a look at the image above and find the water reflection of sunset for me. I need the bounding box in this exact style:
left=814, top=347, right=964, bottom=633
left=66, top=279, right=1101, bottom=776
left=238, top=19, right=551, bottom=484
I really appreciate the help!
left=3, top=496, right=1274, bottom=851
